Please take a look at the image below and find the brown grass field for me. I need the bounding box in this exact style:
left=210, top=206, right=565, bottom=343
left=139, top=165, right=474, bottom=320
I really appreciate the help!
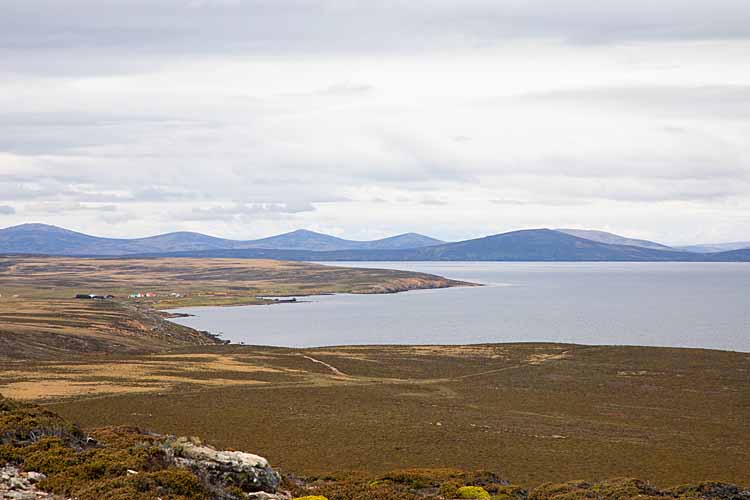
left=0, top=343, right=746, bottom=488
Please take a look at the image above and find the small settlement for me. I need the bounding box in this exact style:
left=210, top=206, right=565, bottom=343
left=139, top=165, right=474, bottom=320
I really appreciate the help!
left=74, top=294, right=115, bottom=300
left=74, top=292, right=184, bottom=300
left=128, top=292, right=182, bottom=299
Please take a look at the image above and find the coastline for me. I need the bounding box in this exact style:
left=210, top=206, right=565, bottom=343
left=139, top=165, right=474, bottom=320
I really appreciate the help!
left=0, top=256, right=472, bottom=360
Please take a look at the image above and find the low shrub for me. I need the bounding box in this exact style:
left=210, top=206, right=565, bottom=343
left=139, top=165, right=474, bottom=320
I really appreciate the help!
left=0, top=396, right=212, bottom=499
left=456, top=485, right=492, bottom=499
left=0, top=396, right=84, bottom=446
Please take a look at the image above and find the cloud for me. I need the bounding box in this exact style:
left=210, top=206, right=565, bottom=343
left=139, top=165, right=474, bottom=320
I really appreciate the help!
left=0, top=205, right=15, bottom=215
left=310, top=83, right=374, bottom=97
left=1, top=2, right=750, bottom=243
left=523, top=85, right=750, bottom=120
left=421, top=198, right=448, bottom=206
left=130, top=187, right=199, bottom=203
left=176, top=202, right=316, bottom=222
left=25, top=202, right=119, bottom=214
left=0, top=113, right=213, bottom=156
left=2, top=2, right=750, bottom=81
left=521, top=175, right=750, bottom=204
left=3, top=1, right=750, bottom=65
left=490, top=199, right=532, bottom=206
left=102, top=212, right=134, bottom=225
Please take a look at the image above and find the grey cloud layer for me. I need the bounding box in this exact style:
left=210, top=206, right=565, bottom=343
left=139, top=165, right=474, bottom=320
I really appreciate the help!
left=2, top=1, right=750, bottom=59
left=1, top=1, right=749, bottom=242
left=525, top=85, right=750, bottom=119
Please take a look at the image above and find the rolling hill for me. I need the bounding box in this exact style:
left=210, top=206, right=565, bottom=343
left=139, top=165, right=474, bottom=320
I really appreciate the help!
left=237, top=229, right=360, bottom=251
left=0, top=224, right=249, bottom=255
left=676, top=241, right=750, bottom=253
left=0, top=223, right=443, bottom=255
left=556, top=228, right=674, bottom=251
left=357, top=232, right=444, bottom=250
left=238, top=229, right=443, bottom=251
left=405, top=228, right=684, bottom=261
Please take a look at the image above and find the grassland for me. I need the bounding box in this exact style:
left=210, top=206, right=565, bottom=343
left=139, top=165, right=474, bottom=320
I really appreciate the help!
left=1, top=255, right=748, bottom=492
left=2, top=394, right=746, bottom=500
left=1, top=343, right=747, bottom=489
left=0, top=256, right=466, bottom=358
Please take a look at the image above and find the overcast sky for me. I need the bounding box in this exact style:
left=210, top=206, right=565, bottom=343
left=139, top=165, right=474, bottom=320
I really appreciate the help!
left=1, top=0, right=749, bottom=244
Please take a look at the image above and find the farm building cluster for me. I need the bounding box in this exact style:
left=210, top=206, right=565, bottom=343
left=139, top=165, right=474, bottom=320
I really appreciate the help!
left=73, top=292, right=184, bottom=300
left=128, top=292, right=183, bottom=299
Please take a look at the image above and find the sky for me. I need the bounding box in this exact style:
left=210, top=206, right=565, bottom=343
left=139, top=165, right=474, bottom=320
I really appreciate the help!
left=1, top=0, right=749, bottom=245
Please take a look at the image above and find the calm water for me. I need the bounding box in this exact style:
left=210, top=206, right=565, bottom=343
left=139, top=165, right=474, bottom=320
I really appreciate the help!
left=168, top=262, right=750, bottom=352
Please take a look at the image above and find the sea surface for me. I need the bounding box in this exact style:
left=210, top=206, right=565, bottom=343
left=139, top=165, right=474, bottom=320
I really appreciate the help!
left=167, top=262, right=750, bottom=352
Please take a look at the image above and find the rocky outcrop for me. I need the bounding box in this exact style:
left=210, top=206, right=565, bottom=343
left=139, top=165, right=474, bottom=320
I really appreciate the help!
left=0, top=466, right=61, bottom=499
left=1, top=394, right=288, bottom=499
left=166, top=436, right=282, bottom=494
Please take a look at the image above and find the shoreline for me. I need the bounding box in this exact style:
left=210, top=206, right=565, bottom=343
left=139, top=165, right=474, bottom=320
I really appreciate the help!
left=0, top=256, right=472, bottom=360
left=163, top=309, right=750, bottom=355
left=160, top=279, right=481, bottom=313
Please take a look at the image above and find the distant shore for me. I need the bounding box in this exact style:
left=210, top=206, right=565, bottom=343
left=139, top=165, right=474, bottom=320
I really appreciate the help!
left=0, top=255, right=472, bottom=360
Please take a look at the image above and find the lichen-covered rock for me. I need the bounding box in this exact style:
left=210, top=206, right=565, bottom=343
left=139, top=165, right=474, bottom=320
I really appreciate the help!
left=0, top=465, right=61, bottom=499
left=247, top=492, right=292, bottom=500
left=167, top=437, right=281, bottom=494
left=24, top=471, right=46, bottom=483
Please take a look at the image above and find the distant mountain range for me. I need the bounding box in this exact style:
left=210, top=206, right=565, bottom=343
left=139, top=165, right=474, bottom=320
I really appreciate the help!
left=122, top=229, right=750, bottom=262
left=1, top=223, right=749, bottom=261
left=240, top=229, right=443, bottom=251
left=0, top=223, right=443, bottom=255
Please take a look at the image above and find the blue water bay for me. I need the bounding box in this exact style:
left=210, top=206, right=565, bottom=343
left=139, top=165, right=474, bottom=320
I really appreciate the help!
left=168, top=262, right=750, bottom=352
